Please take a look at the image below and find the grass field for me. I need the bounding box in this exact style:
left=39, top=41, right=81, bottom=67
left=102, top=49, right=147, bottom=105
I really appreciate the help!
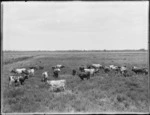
left=2, top=51, right=149, bottom=113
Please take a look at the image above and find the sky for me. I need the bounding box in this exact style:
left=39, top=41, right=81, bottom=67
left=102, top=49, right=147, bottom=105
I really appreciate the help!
left=2, top=1, right=148, bottom=51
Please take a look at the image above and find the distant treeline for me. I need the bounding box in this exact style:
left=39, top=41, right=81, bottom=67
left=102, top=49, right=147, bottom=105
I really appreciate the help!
left=3, top=49, right=148, bottom=52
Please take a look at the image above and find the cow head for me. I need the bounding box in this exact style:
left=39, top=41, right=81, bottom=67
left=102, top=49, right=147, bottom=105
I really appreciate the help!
left=11, top=69, right=16, bottom=73
left=61, top=65, right=65, bottom=68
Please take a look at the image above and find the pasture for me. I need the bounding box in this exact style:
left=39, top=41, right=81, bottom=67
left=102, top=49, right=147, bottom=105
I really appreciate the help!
left=2, top=51, right=149, bottom=113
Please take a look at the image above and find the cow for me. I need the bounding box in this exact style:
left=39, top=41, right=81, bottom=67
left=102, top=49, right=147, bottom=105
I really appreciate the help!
left=132, top=66, right=148, bottom=75
left=17, top=75, right=28, bottom=85
left=84, top=68, right=95, bottom=77
left=120, top=66, right=128, bottom=77
left=47, top=80, right=66, bottom=92
left=56, top=64, right=65, bottom=68
left=77, top=71, right=90, bottom=80
left=109, top=65, right=120, bottom=73
left=53, top=68, right=61, bottom=78
left=9, top=76, right=19, bottom=86
left=91, top=64, right=103, bottom=69
left=11, top=68, right=27, bottom=74
left=79, top=66, right=85, bottom=72
left=87, top=64, right=92, bottom=69
left=52, top=65, right=65, bottom=69
left=72, top=69, right=76, bottom=76
left=9, top=75, right=28, bottom=86
left=103, top=66, right=110, bottom=73
left=143, top=68, right=148, bottom=75
left=41, top=71, right=48, bottom=82
left=25, top=68, right=35, bottom=76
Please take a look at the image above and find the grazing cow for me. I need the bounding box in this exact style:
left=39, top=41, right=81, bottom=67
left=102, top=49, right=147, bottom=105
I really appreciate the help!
left=143, top=68, right=148, bottom=75
left=17, top=75, right=28, bottom=85
left=26, top=69, right=35, bottom=76
left=79, top=66, right=85, bottom=72
left=72, top=69, right=76, bottom=76
left=9, top=75, right=28, bottom=86
left=41, top=71, right=48, bottom=82
left=84, top=68, right=95, bottom=77
left=78, top=71, right=90, bottom=80
left=47, top=80, right=66, bottom=92
left=9, top=76, right=19, bottom=86
left=120, top=66, right=128, bottom=76
left=53, top=68, right=61, bottom=78
left=11, top=68, right=27, bottom=74
left=109, top=65, right=120, bottom=73
left=132, top=66, right=148, bottom=75
left=103, top=66, right=110, bottom=73
left=91, top=64, right=103, bottom=69
left=87, top=64, right=92, bottom=69
left=56, top=64, right=65, bottom=68
left=52, top=65, right=65, bottom=69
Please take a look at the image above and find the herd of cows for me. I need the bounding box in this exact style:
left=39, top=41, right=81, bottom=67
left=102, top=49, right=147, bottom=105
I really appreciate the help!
left=8, top=63, right=148, bottom=92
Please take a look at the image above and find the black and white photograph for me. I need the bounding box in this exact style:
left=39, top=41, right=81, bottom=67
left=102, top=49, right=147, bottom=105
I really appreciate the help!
left=1, top=1, right=149, bottom=114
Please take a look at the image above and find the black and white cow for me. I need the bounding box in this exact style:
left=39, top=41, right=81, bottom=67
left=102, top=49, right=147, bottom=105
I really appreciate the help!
left=9, top=75, right=28, bottom=86
left=132, top=66, right=148, bottom=75
left=53, top=68, right=61, bottom=78
left=41, top=71, right=49, bottom=82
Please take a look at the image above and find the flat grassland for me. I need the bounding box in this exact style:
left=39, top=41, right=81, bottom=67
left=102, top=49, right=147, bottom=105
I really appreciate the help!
left=2, top=51, right=149, bottom=113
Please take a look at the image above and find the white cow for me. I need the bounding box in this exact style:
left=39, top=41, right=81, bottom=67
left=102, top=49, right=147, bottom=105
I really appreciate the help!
left=47, top=80, right=66, bottom=92
left=92, top=64, right=103, bottom=68
left=120, top=66, right=128, bottom=75
left=84, top=68, right=95, bottom=76
left=56, top=64, right=64, bottom=68
left=52, top=64, right=65, bottom=69
left=27, top=69, right=35, bottom=76
left=109, top=65, right=121, bottom=73
left=109, top=65, right=118, bottom=69
left=11, top=68, right=27, bottom=74
left=42, top=71, right=48, bottom=82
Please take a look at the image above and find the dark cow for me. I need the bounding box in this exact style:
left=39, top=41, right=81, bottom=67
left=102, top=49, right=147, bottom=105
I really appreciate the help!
left=18, top=75, right=28, bottom=85
left=103, top=66, right=110, bottom=73
left=72, top=69, right=76, bottom=76
left=53, top=68, right=61, bottom=78
left=77, top=72, right=90, bottom=80
left=79, top=66, right=85, bottom=72
left=131, top=66, right=147, bottom=75
left=87, top=64, right=93, bottom=69
left=143, top=68, right=148, bottom=75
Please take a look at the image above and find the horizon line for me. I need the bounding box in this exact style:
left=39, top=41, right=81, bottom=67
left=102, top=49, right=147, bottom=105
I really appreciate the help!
left=3, top=49, right=148, bottom=52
